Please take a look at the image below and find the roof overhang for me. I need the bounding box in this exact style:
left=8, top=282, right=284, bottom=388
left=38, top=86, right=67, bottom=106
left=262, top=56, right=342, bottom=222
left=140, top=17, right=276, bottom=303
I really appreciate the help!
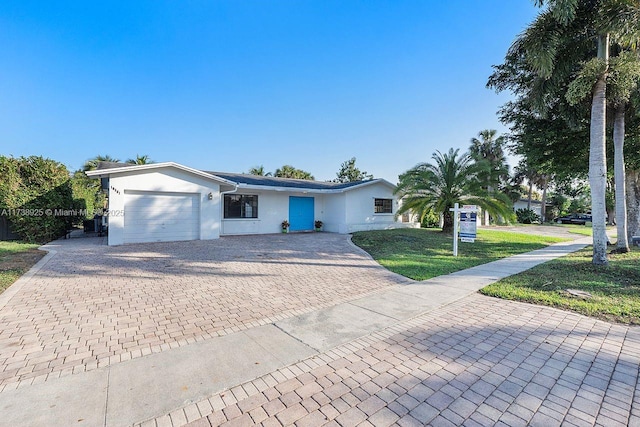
left=229, top=178, right=397, bottom=194
left=85, top=162, right=237, bottom=187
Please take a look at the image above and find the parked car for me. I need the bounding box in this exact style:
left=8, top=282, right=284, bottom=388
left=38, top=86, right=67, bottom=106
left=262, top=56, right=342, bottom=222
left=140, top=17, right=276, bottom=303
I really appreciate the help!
left=554, top=213, right=592, bottom=225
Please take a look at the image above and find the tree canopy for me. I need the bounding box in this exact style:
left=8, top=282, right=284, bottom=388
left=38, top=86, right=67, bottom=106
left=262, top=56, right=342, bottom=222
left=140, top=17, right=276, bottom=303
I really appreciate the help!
left=394, top=149, right=514, bottom=233
left=334, top=157, right=373, bottom=183
left=273, top=165, right=315, bottom=180
left=247, top=165, right=272, bottom=176
left=489, top=0, right=640, bottom=263
left=126, top=154, right=154, bottom=165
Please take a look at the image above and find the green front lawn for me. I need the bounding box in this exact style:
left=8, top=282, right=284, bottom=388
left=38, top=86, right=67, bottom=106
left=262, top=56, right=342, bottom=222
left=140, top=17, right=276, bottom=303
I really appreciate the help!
left=480, top=247, right=640, bottom=324
left=351, top=228, right=568, bottom=281
left=0, top=241, right=44, bottom=294
left=550, top=223, right=593, bottom=236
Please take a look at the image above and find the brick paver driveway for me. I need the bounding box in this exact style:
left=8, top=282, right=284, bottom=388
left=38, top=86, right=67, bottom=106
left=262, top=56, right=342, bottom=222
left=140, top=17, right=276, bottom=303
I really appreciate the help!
left=0, top=233, right=405, bottom=391
left=181, top=294, right=640, bottom=427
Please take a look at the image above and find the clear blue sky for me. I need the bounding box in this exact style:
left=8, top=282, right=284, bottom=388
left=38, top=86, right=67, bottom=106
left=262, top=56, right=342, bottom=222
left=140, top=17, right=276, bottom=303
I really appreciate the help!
left=1, top=1, right=538, bottom=182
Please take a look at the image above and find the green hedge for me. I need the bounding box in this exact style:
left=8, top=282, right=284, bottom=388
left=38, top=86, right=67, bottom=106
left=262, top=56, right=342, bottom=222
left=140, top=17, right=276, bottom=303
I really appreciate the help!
left=0, top=156, right=80, bottom=243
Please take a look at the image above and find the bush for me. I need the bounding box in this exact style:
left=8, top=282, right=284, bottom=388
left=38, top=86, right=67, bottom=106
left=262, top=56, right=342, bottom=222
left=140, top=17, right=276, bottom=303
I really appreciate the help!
left=516, top=208, right=540, bottom=224
left=71, top=170, right=105, bottom=219
left=0, top=156, right=79, bottom=243
left=420, top=210, right=440, bottom=228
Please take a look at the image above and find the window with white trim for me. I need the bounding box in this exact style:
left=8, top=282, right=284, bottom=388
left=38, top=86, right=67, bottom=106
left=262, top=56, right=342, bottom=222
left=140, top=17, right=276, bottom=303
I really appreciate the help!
left=374, top=198, right=393, bottom=214
left=224, top=194, right=258, bottom=218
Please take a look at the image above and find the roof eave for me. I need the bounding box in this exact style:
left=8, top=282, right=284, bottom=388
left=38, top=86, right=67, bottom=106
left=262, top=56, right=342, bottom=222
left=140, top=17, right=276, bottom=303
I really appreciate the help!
left=85, top=162, right=237, bottom=186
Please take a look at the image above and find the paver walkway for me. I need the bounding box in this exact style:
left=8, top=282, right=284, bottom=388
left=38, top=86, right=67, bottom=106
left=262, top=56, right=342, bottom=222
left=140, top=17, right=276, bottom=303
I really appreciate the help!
left=2, top=230, right=638, bottom=427
left=0, top=234, right=405, bottom=391
left=178, top=293, right=640, bottom=427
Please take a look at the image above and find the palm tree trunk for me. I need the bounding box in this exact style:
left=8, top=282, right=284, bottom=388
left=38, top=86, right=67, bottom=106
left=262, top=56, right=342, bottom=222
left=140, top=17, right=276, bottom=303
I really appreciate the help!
left=442, top=210, right=454, bottom=233
left=540, top=176, right=548, bottom=222
left=589, top=35, right=609, bottom=265
left=613, top=104, right=628, bottom=252
left=527, top=182, right=533, bottom=210
left=627, top=169, right=640, bottom=244
left=484, top=185, right=493, bottom=225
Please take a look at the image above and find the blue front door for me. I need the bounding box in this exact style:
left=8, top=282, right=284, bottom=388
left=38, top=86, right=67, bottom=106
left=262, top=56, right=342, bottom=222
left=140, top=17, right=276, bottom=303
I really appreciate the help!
left=289, top=196, right=314, bottom=231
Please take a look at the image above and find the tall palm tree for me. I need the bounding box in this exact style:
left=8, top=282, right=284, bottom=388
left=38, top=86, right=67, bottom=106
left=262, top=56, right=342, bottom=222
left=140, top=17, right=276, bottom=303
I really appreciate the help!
left=126, top=154, right=154, bottom=165
left=82, top=155, right=121, bottom=171
left=566, top=42, right=640, bottom=252
left=521, top=0, right=625, bottom=264
left=469, top=130, right=509, bottom=224
left=395, top=148, right=514, bottom=233
left=513, top=159, right=547, bottom=211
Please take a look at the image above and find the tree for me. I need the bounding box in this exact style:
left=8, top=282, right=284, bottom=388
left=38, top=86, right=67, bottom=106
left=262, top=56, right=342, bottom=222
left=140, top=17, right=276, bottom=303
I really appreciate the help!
left=0, top=156, right=79, bottom=242
left=71, top=169, right=105, bottom=218
left=83, top=155, right=121, bottom=171
left=513, top=159, right=547, bottom=212
left=394, top=148, right=514, bottom=233
left=568, top=50, right=640, bottom=251
left=469, top=130, right=509, bottom=224
left=248, top=165, right=272, bottom=176
left=126, top=154, right=154, bottom=165
left=469, top=130, right=509, bottom=184
left=493, top=0, right=640, bottom=264
left=273, top=165, right=315, bottom=180
left=334, top=157, right=373, bottom=183
left=517, top=1, right=610, bottom=264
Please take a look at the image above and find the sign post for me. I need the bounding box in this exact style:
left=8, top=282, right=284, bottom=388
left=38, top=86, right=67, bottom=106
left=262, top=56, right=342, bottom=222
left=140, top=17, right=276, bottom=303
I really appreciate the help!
left=449, top=203, right=478, bottom=256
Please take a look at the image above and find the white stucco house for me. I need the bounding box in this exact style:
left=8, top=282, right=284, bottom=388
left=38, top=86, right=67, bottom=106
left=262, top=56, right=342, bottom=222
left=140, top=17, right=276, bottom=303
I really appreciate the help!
left=513, top=198, right=546, bottom=218
left=86, top=162, right=417, bottom=245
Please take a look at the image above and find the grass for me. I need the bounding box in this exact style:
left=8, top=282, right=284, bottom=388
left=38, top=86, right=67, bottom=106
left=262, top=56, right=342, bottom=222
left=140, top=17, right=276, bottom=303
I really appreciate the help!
left=0, top=241, right=44, bottom=295
left=480, top=247, right=640, bottom=325
left=351, top=228, right=568, bottom=281
left=550, top=223, right=594, bottom=236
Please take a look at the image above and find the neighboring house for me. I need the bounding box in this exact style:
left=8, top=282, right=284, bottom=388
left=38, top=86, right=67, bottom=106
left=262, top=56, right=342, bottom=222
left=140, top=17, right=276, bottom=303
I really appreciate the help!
left=513, top=198, right=546, bottom=218
left=86, top=162, right=417, bottom=245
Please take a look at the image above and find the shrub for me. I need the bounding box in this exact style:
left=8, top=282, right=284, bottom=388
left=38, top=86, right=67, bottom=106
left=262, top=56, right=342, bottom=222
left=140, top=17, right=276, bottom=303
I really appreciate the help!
left=420, top=210, right=440, bottom=228
left=516, top=208, right=540, bottom=224
left=0, top=156, right=79, bottom=243
left=71, top=170, right=105, bottom=219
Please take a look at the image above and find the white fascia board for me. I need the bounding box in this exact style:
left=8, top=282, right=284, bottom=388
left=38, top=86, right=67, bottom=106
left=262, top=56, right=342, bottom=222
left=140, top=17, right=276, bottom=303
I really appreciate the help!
left=232, top=178, right=397, bottom=194
left=233, top=184, right=332, bottom=194
left=85, top=162, right=237, bottom=187
left=341, top=178, right=397, bottom=192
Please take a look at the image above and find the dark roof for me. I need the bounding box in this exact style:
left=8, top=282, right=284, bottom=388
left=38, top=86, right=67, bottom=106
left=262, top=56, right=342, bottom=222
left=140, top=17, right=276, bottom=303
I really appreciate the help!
left=90, top=162, right=386, bottom=190
left=205, top=171, right=373, bottom=190
left=95, top=161, right=132, bottom=170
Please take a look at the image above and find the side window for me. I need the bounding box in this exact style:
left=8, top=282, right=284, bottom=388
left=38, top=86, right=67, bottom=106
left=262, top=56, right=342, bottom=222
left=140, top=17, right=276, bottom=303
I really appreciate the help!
left=374, top=198, right=393, bottom=214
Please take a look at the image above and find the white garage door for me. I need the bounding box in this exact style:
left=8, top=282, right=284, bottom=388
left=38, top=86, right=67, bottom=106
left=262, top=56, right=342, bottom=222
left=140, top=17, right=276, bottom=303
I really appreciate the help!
left=123, top=191, right=200, bottom=244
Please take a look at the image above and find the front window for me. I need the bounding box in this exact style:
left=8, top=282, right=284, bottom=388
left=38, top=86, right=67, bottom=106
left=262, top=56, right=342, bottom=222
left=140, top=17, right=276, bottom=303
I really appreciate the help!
left=224, top=195, right=258, bottom=218
left=374, top=198, right=393, bottom=214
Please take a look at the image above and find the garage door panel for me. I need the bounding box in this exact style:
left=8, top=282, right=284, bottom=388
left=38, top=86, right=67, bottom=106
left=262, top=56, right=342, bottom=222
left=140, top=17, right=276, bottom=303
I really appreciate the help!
left=124, top=192, right=200, bottom=244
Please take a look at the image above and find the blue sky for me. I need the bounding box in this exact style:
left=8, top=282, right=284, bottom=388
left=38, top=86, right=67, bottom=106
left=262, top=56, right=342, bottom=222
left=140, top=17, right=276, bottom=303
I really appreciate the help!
left=1, top=1, right=538, bottom=182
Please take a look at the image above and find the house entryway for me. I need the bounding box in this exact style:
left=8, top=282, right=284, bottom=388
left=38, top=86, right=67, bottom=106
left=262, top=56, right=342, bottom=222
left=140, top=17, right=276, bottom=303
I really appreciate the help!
left=288, top=196, right=314, bottom=231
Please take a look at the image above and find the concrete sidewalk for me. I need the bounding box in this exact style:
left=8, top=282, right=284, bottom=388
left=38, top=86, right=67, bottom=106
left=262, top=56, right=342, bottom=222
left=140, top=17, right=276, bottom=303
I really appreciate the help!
left=0, top=237, right=592, bottom=427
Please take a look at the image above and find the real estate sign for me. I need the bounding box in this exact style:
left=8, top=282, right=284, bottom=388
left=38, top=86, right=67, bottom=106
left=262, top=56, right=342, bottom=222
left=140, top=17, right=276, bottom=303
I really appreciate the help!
left=459, top=211, right=477, bottom=242
left=450, top=203, right=478, bottom=256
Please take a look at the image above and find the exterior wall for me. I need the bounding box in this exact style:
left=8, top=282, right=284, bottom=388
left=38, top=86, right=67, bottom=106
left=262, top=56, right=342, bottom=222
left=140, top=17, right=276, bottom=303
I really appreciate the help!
left=106, top=168, right=221, bottom=245
left=105, top=169, right=417, bottom=243
left=513, top=200, right=543, bottom=217
left=221, top=189, right=325, bottom=235
left=221, top=184, right=417, bottom=235
left=343, top=183, right=405, bottom=233
left=320, top=193, right=347, bottom=233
